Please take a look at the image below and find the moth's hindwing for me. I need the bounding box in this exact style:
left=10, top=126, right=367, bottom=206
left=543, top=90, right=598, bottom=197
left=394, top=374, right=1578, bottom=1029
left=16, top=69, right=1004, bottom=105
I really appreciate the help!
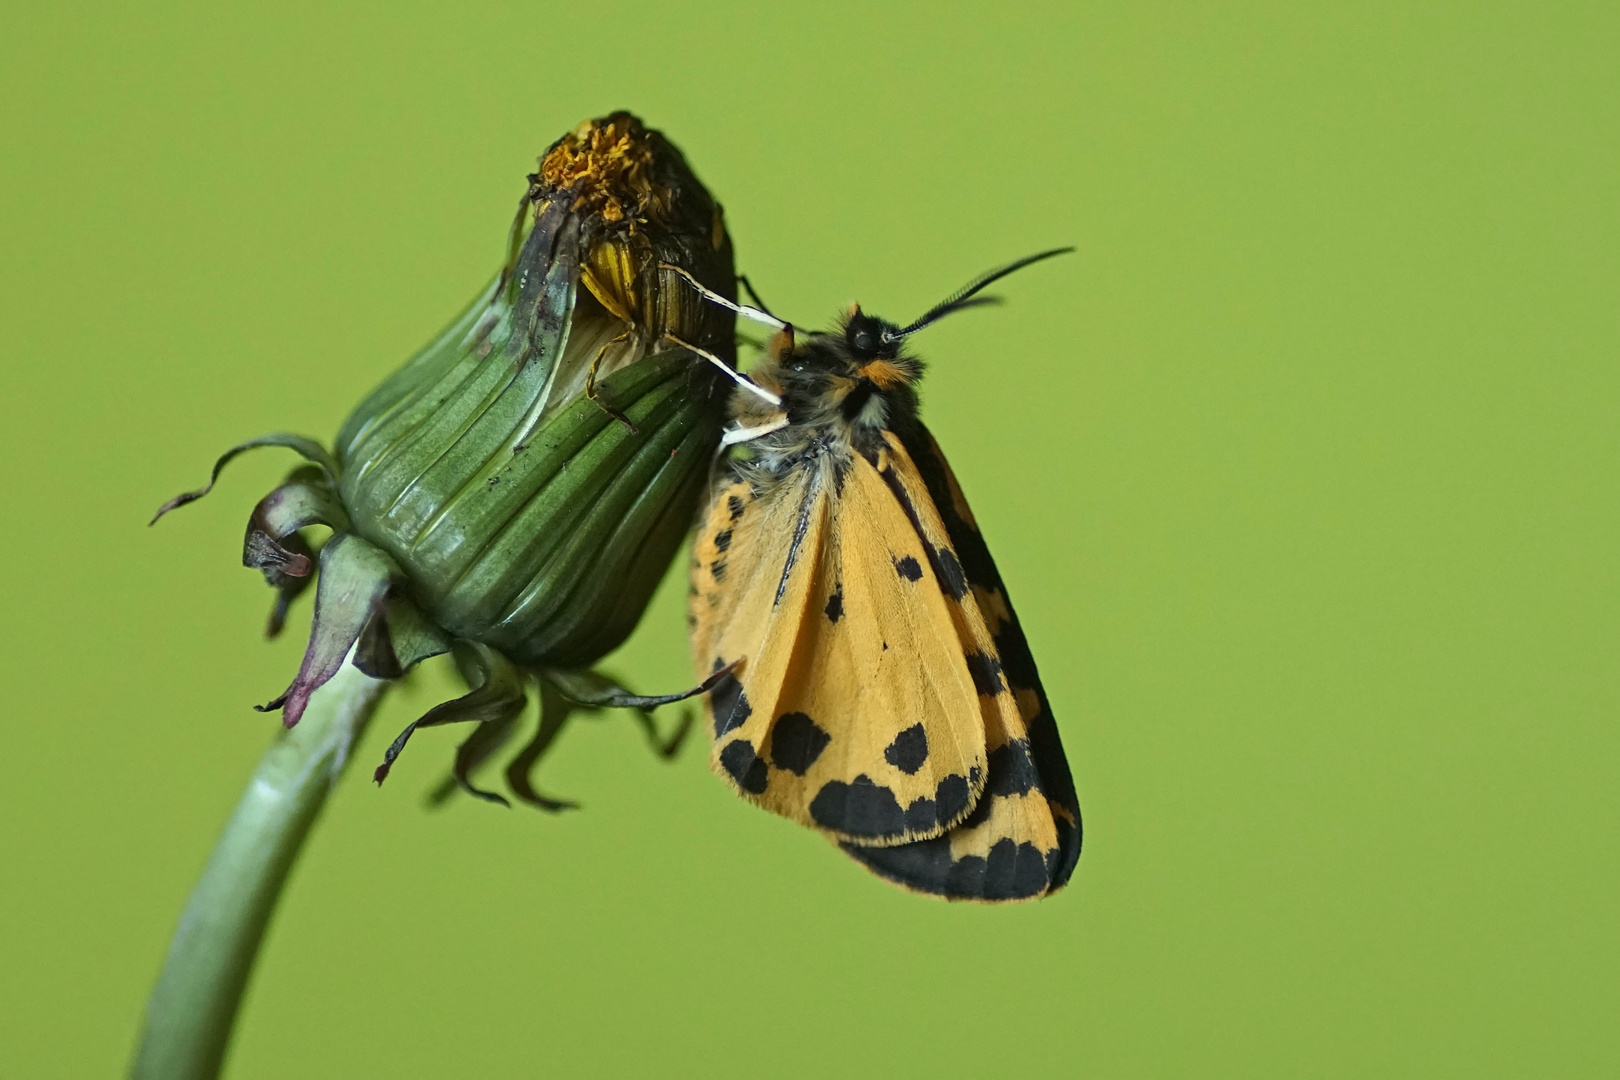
left=690, top=454, right=990, bottom=847
left=837, top=426, right=1082, bottom=901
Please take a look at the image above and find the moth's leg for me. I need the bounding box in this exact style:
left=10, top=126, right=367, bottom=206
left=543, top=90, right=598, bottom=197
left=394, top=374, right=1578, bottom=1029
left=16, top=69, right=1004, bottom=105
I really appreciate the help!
left=547, top=660, right=739, bottom=710
left=585, top=329, right=636, bottom=432
left=664, top=332, right=782, bottom=407
left=722, top=416, right=791, bottom=446
left=629, top=707, right=695, bottom=759
left=660, top=262, right=786, bottom=330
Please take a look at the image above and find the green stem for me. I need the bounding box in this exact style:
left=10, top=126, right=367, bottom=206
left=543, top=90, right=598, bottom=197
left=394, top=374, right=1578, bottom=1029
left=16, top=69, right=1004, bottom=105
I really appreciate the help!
left=130, top=662, right=391, bottom=1080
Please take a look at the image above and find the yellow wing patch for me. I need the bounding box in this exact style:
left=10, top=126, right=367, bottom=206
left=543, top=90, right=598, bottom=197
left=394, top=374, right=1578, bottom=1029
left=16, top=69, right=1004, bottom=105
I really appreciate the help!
left=690, top=453, right=989, bottom=846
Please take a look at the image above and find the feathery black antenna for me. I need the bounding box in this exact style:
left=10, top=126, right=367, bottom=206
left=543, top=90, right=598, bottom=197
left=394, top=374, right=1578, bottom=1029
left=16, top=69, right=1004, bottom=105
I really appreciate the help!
left=891, top=247, right=1074, bottom=340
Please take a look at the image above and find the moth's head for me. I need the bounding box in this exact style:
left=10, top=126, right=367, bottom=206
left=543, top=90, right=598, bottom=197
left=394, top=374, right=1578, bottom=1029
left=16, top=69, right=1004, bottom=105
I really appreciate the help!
left=751, top=311, right=919, bottom=433
left=766, top=309, right=920, bottom=388
left=843, top=307, right=901, bottom=361
left=838, top=305, right=921, bottom=392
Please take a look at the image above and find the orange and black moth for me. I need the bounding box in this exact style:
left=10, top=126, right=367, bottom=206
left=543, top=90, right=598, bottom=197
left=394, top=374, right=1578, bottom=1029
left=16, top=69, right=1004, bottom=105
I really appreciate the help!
left=680, top=251, right=1082, bottom=901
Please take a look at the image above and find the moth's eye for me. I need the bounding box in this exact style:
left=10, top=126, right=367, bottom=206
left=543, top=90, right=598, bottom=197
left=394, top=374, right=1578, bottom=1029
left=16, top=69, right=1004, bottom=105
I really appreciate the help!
left=846, top=313, right=884, bottom=356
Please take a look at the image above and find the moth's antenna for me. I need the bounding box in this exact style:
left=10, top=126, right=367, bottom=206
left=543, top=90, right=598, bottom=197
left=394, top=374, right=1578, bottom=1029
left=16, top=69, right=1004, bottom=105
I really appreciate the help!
left=891, top=247, right=1074, bottom=340
left=738, top=275, right=777, bottom=318
left=661, top=263, right=787, bottom=330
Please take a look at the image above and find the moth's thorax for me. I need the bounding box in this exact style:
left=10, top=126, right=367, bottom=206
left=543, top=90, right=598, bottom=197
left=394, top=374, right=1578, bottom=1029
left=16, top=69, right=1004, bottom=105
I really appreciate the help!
left=728, top=310, right=924, bottom=480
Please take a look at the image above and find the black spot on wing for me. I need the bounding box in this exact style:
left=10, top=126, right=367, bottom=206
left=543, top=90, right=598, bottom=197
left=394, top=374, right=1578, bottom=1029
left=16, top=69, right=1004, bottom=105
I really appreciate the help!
left=810, top=774, right=904, bottom=839
left=983, top=839, right=1053, bottom=899
left=719, top=739, right=769, bottom=794
left=840, top=834, right=1053, bottom=901
left=936, top=548, right=968, bottom=600
left=986, top=739, right=1040, bottom=797
left=894, top=555, right=923, bottom=582
left=875, top=463, right=968, bottom=601
left=727, top=494, right=746, bottom=521
left=883, top=724, right=929, bottom=774
left=709, top=559, right=727, bottom=583
left=713, top=528, right=732, bottom=552
left=889, top=429, right=1003, bottom=595
left=770, top=712, right=831, bottom=775
left=965, top=651, right=1005, bottom=696
left=824, top=588, right=843, bottom=623
left=896, top=773, right=973, bottom=835
left=902, top=796, right=937, bottom=833
left=992, top=618, right=1038, bottom=687
left=709, top=662, right=751, bottom=739
left=933, top=773, right=971, bottom=824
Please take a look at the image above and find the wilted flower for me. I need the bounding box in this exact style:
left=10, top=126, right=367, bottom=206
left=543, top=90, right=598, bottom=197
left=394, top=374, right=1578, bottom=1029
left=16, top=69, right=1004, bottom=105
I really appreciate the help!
left=155, top=112, right=738, bottom=804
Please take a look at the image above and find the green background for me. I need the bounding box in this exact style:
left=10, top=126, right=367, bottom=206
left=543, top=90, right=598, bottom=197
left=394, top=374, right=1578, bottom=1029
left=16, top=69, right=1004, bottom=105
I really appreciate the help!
left=2, top=2, right=1615, bottom=1076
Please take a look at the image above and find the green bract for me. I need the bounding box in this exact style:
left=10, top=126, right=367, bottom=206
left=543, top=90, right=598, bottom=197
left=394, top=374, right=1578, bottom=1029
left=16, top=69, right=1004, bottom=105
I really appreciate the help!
left=155, top=113, right=736, bottom=803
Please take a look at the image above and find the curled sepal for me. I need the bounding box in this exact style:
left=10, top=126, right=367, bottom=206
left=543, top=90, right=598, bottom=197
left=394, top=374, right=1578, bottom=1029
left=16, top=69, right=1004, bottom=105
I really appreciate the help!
left=424, top=714, right=528, bottom=807
left=504, top=680, right=584, bottom=813
left=259, top=533, right=315, bottom=639
left=150, top=434, right=341, bottom=525
left=243, top=469, right=350, bottom=570
left=447, top=711, right=526, bottom=807
left=352, top=596, right=451, bottom=680
left=244, top=468, right=352, bottom=638
left=372, top=642, right=527, bottom=796
left=492, top=668, right=713, bottom=812
left=257, top=533, right=399, bottom=729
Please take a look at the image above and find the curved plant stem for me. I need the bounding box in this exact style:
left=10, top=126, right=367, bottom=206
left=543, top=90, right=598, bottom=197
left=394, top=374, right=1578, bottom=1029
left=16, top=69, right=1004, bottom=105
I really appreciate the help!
left=130, top=662, right=391, bottom=1080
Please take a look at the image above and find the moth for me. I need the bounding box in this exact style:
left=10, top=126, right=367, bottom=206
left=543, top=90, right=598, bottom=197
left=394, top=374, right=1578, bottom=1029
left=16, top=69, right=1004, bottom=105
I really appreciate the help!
left=671, top=250, right=1081, bottom=901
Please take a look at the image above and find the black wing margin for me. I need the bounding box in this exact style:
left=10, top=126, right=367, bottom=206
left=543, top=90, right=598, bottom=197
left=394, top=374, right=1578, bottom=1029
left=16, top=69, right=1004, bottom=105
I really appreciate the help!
left=838, top=421, right=1082, bottom=901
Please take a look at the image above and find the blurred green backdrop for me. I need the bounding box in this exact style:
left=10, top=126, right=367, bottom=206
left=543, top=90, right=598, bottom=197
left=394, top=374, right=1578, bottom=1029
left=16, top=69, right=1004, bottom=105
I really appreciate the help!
left=2, top=2, right=1616, bottom=1076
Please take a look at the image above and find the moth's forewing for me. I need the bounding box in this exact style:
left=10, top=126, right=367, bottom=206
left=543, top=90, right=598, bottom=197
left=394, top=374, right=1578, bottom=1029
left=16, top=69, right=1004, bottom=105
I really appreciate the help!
left=691, top=457, right=991, bottom=846
left=838, top=425, right=1081, bottom=901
